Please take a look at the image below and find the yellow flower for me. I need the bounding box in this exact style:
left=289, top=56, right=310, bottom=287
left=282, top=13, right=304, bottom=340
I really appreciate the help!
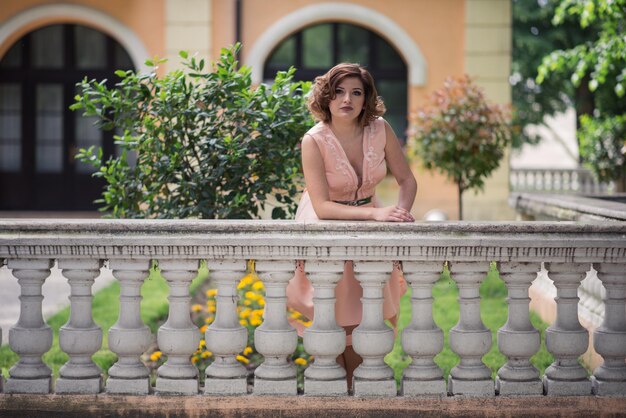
left=252, top=309, right=264, bottom=317
left=294, top=358, right=308, bottom=366
left=199, top=339, right=206, bottom=349
left=206, top=289, right=218, bottom=298
left=239, top=319, right=248, bottom=326
left=302, top=320, right=312, bottom=327
left=252, top=281, right=265, bottom=291
left=205, top=316, right=214, bottom=324
left=240, top=308, right=251, bottom=319
left=236, top=355, right=249, bottom=364
left=201, top=351, right=212, bottom=358
left=243, top=346, right=253, bottom=356
left=208, top=305, right=216, bottom=313
left=191, top=304, right=203, bottom=313
left=191, top=357, right=198, bottom=364
left=249, top=315, right=262, bottom=327
left=244, top=291, right=258, bottom=301
left=200, top=325, right=208, bottom=333
left=258, top=299, right=266, bottom=307
left=243, top=300, right=252, bottom=306
left=237, top=275, right=254, bottom=289
left=150, top=351, right=162, bottom=362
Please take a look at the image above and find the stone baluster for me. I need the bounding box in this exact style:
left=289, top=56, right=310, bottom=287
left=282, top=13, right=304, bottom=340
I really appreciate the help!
left=496, top=262, right=542, bottom=395
left=107, top=259, right=153, bottom=394
left=401, top=261, right=446, bottom=395
left=254, top=260, right=298, bottom=395
left=204, top=260, right=248, bottom=395
left=0, top=258, right=3, bottom=392
left=55, top=259, right=104, bottom=393
left=155, top=260, right=201, bottom=395
left=543, top=262, right=592, bottom=395
left=5, top=259, right=54, bottom=394
left=592, top=263, right=626, bottom=396
left=447, top=262, right=494, bottom=396
left=303, top=260, right=347, bottom=396
left=352, top=261, right=396, bottom=396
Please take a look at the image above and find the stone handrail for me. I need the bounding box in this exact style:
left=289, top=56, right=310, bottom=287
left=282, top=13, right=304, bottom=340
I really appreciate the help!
left=0, top=219, right=624, bottom=397
left=510, top=168, right=612, bottom=195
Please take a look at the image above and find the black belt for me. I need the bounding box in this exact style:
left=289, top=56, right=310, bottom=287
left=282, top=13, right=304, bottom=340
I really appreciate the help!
left=333, top=196, right=372, bottom=207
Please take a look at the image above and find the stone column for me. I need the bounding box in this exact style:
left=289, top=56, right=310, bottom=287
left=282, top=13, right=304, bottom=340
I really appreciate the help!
left=543, top=262, right=592, bottom=395
left=303, top=260, right=347, bottom=396
left=56, top=259, right=103, bottom=394
left=448, top=262, right=494, bottom=396
left=204, top=260, right=248, bottom=395
left=592, top=263, right=626, bottom=396
left=155, top=259, right=201, bottom=395
left=352, top=261, right=396, bottom=396
left=5, top=259, right=54, bottom=394
left=496, top=262, right=542, bottom=395
left=107, top=259, right=152, bottom=394
left=401, top=261, right=446, bottom=395
left=0, top=258, right=4, bottom=392
left=254, top=260, right=298, bottom=395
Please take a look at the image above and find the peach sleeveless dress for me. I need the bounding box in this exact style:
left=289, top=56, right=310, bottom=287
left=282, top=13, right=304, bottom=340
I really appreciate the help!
left=286, top=117, right=407, bottom=345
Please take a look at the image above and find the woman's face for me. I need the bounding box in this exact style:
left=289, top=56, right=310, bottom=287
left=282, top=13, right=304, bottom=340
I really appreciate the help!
left=328, top=76, right=365, bottom=123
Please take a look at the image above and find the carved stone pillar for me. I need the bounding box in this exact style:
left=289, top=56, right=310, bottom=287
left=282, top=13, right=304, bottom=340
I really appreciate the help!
left=448, top=262, right=494, bottom=396
left=592, top=263, right=626, bottom=396
left=155, top=260, right=201, bottom=395
left=401, top=261, right=446, bottom=395
left=5, top=259, right=54, bottom=394
left=352, top=261, right=396, bottom=396
left=56, top=259, right=103, bottom=394
left=303, top=260, right=347, bottom=396
left=204, top=260, right=248, bottom=395
left=254, top=260, right=298, bottom=395
left=107, top=259, right=152, bottom=394
left=543, top=262, right=592, bottom=395
left=496, top=262, right=542, bottom=395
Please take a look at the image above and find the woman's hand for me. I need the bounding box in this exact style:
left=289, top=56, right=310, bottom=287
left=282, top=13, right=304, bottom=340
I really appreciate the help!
left=374, top=206, right=415, bottom=222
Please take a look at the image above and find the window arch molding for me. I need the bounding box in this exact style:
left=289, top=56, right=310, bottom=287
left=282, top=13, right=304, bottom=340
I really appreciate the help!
left=0, top=3, right=150, bottom=73
left=245, top=3, right=426, bottom=86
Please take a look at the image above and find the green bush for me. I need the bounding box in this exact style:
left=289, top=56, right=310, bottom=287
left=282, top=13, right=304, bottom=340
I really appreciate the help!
left=579, top=114, right=626, bottom=190
left=409, top=76, right=512, bottom=219
left=71, top=44, right=314, bottom=219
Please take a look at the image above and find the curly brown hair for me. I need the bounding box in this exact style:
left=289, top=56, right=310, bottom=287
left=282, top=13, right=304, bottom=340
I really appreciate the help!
left=307, top=63, right=386, bottom=127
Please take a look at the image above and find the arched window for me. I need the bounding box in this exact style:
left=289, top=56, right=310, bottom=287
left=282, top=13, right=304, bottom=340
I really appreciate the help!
left=0, top=23, right=134, bottom=211
left=263, top=22, right=408, bottom=139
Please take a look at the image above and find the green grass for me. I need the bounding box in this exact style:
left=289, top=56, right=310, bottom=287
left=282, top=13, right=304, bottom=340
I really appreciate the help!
left=0, top=265, right=207, bottom=379
left=385, top=265, right=554, bottom=385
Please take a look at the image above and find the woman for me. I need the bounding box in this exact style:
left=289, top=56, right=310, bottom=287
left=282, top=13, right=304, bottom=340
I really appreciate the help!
left=286, top=63, right=417, bottom=388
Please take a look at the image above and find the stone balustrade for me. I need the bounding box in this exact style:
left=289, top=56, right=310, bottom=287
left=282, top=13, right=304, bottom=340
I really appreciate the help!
left=509, top=168, right=612, bottom=195
left=0, top=219, right=625, bottom=398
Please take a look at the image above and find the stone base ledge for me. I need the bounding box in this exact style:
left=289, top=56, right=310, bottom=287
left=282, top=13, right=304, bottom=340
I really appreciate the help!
left=496, top=377, right=543, bottom=396
left=4, top=377, right=52, bottom=394
left=591, top=377, right=626, bottom=397
left=253, top=378, right=297, bottom=395
left=55, top=377, right=103, bottom=394
left=1, top=394, right=625, bottom=417
left=304, top=379, right=347, bottom=396
left=353, top=379, right=397, bottom=397
left=401, top=379, right=447, bottom=396
left=448, top=378, right=495, bottom=396
left=106, top=377, right=151, bottom=395
left=154, top=378, right=198, bottom=395
left=543, top=377, right=592, bottom=396
left=203, top=377, right=247, bottom=395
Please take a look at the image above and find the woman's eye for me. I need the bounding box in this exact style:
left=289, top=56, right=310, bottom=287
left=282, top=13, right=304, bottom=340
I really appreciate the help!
left=353, top=91, right=362, bottom=96
left=335, top=88, right=344, bottom=94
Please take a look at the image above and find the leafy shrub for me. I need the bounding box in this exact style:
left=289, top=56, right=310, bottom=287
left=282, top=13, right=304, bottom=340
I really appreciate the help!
left=72, top=44, right=314, bottom=219
left=579, top=114, right=626, bottom=189
left=409, top=76, right=512, bottom=219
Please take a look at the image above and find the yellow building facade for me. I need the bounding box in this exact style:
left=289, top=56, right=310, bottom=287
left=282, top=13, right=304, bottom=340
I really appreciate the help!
left=0, top=0, right=514, bottom=220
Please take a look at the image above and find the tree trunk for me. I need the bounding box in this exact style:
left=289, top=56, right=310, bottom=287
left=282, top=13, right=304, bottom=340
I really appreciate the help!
left=458, top=183, right=464, bottom=221
left=574, top=78, right=595, bottom=165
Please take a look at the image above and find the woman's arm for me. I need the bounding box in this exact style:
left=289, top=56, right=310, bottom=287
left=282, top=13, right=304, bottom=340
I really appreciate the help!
left=383, top=120, right=418, bottom=213
left=302, top=133, right=413, bottom=222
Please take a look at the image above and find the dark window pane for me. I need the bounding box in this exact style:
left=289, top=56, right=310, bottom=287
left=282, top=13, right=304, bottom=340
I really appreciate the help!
left=32, top=25, right=64, bottom=68
left=0, top=42, right=23, bottom=68
left=0, top=84, right=22, bottom=171
left=75, top=26, right=106, bottom=69
left=35, top=84, right=64, bottom=173
left=75, top=113, right=101, bottom=173
left=377, top=80, right=407, bottom=137
left=302, top=24, right=332, bottom=68
left=338, top=24, right=369, bottom=65
left=267, top=36, right=296, bottom=68
left=114, top=43, right=134, bottom=69
left=376, top=36, right=405, bottom=70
